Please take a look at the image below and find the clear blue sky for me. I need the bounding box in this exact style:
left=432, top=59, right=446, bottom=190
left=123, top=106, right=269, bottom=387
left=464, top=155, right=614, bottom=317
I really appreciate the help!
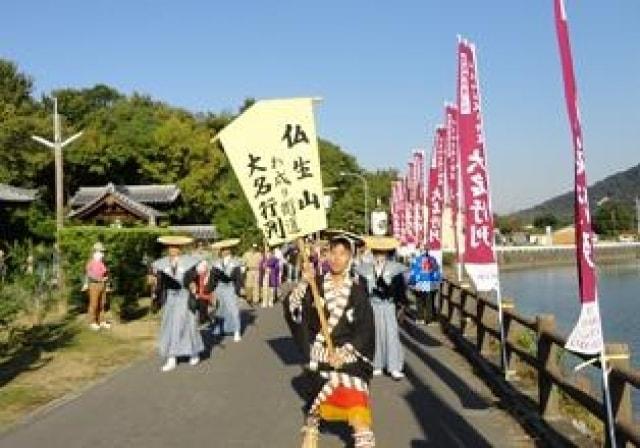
left=1, top=1, right=638, bottom=213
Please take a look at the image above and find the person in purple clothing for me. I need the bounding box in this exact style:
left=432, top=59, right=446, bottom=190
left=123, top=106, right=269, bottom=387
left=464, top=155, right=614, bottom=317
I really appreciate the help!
left=266, top=250, right=281, bottom=306
left=319, top=246, right=331, bottom=275
left=259, top=248, right=271, bottom=308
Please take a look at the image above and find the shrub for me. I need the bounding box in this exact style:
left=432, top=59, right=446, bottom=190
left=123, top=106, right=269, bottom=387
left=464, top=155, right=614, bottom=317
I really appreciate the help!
left=0, top=282, right=26, bottom=330
left=58, top=227, right=171, bottom=318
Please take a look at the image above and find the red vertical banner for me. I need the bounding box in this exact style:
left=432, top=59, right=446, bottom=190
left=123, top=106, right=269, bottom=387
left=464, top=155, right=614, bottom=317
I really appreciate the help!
left=457, top=38, right=498, bottom=292
left=406, top=161, right=416, bottom=245
left=391, top=181, right=404, bottom=241
left=444, top=104, right=462, bottom=275
left=413, top=150, right=426, bottom=247
left=426, top=127, right=446, bottom=266
left=445, top=104, right=459, bottom=224
left=390, top=182, right=396, bottom=239
left=401, top=175, right=409, bottom=244
left=555, top=0, right=602, bottom=355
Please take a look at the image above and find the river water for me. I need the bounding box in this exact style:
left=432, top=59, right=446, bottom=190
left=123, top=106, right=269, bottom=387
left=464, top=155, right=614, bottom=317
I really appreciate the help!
left=499, top=261, right=640, bottom=419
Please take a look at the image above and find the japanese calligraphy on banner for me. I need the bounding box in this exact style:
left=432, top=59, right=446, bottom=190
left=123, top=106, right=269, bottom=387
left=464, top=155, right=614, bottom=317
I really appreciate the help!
left=426, top=129, right=446, bottom=267
left=391, top=181, right=405, bottom=241
left=216, top=98, right=327, bottom=246
left=445, top=104, right=459, bottom=221
left=457, top=38, right=498, bottom=292
left=554, top=0, right=602, bottom=354
left=445, top=103, right=463, bottom=272
left=412, top=150, right=426, bottom=247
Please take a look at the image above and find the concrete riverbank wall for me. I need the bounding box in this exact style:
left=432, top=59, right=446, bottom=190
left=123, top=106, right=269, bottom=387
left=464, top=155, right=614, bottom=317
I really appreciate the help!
left=496, top=242, right=640, bottom=271
left=444, top=242, right=640, bottom=271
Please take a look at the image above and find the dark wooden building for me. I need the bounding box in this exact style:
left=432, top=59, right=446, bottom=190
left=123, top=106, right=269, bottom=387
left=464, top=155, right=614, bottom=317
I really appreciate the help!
left=68, top=183, right=180, bottom=226
left=67, top=184, right=218, bottom=241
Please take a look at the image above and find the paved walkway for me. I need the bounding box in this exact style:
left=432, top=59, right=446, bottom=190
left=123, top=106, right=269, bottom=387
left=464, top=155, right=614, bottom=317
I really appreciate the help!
left=0, top=304, right=534, bottom=447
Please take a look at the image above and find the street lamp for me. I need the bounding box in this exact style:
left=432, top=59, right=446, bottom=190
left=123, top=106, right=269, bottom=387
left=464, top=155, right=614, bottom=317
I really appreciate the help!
left=339, top=171, right=368, bottom=235
left=32, top=97, right=83, bottom=289
left=32, top=98, right=83, bottom=232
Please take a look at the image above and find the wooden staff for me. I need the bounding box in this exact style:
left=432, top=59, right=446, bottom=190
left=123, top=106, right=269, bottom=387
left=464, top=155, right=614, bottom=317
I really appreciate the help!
left=297, top=238, right=334, bottom=354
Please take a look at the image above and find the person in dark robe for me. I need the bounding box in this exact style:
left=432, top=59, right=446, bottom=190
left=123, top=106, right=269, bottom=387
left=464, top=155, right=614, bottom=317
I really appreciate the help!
left=284, top=235, right=377, bottom=448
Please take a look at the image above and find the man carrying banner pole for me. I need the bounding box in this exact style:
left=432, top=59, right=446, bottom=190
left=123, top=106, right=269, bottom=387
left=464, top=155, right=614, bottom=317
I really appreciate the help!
left=553, top=1, right=616, bottom=445
left=214, top=98, right=377, bottom=447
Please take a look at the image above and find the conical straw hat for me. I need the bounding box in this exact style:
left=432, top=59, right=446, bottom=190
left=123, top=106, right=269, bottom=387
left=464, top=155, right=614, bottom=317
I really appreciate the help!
left=363, top=235, right=399, bottom=251
left=157, top=235, right=194, bottom=246
left=210, top=238, right=241, bottom=250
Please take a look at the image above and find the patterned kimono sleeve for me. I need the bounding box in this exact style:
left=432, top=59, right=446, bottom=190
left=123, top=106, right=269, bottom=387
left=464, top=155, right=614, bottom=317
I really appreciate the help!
left=342, top=279, right=375, bottom=365
left=287, top=281, right=309, bottom=323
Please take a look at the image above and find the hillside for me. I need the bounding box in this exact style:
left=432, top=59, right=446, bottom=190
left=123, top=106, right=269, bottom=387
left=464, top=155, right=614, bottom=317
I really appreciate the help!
left=511, top=163, right=640, bottom=223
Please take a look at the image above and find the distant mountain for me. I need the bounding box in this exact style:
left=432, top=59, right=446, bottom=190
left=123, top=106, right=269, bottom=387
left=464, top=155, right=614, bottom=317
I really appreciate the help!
left=510, top=163, right=640, bottom=224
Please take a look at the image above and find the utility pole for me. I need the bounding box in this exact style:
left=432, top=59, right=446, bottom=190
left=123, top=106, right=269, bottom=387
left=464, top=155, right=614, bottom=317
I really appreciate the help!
left=32, top=98, right=83, bottom=290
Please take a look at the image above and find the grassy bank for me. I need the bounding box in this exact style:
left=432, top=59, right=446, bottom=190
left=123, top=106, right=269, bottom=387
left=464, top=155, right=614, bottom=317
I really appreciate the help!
left=0, top=308, right=158, bottom=431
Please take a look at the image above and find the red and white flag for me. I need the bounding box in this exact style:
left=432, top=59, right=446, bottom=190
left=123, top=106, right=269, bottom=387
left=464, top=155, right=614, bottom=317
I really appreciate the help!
left=391, top=180, right=405, bottom=241
left=555, top=0, right=603, bottom=355
left=457, top=38, right=499, bottom=292
left=444, top=104, right=462, bottom=269
left=413, top=150, right=427, bottom=247
left=427, top=127, right=446, bottom=267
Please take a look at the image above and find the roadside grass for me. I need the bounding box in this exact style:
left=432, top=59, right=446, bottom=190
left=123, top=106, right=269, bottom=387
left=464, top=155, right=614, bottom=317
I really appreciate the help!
left=0, top=303, right=158, bottom=431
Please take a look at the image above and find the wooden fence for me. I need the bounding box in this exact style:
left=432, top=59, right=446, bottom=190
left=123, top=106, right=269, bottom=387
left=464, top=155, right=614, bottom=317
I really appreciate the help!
left=438, top=278, right=639, bottom=447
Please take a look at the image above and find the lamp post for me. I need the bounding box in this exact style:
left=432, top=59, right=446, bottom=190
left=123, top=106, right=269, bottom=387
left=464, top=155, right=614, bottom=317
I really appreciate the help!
left=323, top=186, right=338, bottom=229
left=340, top=171, right=368, bottom=235
left=32, top=97, right=83, bottom=290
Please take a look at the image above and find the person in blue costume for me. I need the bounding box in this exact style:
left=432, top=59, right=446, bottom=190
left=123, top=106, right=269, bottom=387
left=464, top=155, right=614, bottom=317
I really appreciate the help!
left=153, top=235, right=204, bottom=372
left=209, top=238, right=244, bottom=342
left=356, top=236, right=408, bottom=380
left=407, top=248, right=441, bottom=324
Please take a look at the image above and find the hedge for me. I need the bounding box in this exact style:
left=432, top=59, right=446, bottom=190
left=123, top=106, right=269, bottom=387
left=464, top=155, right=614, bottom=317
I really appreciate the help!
left=59, top=227, right=172, bottom=318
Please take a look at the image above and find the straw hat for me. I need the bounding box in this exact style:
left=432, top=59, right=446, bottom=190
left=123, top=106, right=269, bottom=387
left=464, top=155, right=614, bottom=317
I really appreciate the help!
left=157, top=235, right=194, bottom=246
left=92, top=242, right=106, bottom=252
left=210, top=238, right=241, bottom=250
left=363, top=235, right=399, bottom=252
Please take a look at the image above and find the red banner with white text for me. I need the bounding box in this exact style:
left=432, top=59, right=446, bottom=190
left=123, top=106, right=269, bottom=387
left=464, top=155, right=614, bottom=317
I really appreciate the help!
left=555, top=0, right=603, bottom=355
left=426, top=128, right=446, bottom=266
left=457, top=38, right=498, bottom=292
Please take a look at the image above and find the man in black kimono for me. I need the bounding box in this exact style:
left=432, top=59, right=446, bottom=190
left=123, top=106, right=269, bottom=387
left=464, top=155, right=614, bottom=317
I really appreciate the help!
left=284, top=235, right=376, bottom=448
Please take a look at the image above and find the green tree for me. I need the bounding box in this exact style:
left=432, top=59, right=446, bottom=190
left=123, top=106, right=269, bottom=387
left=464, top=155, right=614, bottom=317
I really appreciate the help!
left=0, top=58, right=399, bottom=245
left=593, top=200, right=634, bottom=236
left=496, top=214, right=523, bottom=235
left=533, top=212, right=558, bottom=230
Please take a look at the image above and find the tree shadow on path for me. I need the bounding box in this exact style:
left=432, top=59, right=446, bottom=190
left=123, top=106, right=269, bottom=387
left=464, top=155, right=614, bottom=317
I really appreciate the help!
left=0, top=317, right=78, bottom=388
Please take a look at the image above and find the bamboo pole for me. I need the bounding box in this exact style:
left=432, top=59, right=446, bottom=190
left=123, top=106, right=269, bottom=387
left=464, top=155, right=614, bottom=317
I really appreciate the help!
left=297, top=238, right=334, bottom=354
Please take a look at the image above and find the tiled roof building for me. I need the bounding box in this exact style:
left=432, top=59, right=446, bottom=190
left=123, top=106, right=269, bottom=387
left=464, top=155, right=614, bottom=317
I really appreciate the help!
left=0, top=184, right=37, bottom=203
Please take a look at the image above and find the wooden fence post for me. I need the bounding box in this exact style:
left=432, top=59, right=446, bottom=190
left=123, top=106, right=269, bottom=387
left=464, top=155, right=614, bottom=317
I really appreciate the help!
left=537, top=314, right=560, bottom=419
left=459, top=289, right=469, bottom=335
left=502, top=298, right=517, bottom=378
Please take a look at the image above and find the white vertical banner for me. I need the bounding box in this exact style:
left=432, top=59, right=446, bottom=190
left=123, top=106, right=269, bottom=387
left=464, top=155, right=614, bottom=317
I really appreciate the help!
left=216, top=98, right=327, bottom=246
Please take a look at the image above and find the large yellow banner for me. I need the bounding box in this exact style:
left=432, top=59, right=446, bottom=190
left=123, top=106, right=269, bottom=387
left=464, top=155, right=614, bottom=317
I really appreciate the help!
left=216, top=98, right=327, bottom=246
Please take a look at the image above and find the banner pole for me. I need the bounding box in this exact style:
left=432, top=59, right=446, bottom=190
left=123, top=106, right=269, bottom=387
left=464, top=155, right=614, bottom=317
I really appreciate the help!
left=297, top=239, right=334, bottom=354
left=600, top=350, right=617, bottom=447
